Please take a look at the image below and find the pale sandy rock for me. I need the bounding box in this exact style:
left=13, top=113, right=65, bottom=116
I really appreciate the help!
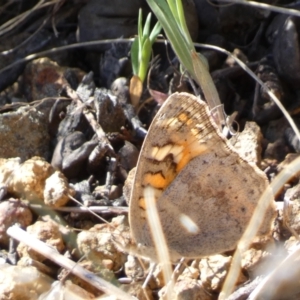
left=17, top=219, right=65, bottom=262
left=124, top=255, right=144, bottom=279
left=39, top=280, right=95, bottom=300
left=173, top=278, right=211, bottom=300
left=0, top=264, right=53, bottom=300
left=44, top=170, right=75, bottom=207
left=18, top=257, right=54, bottom=277
left=0, top=157, right=21, bottom=184
left=121, top=281, right=153, bottom=300
left=7, top=156, right=54, bottom=202
left=59, top=260, right=114, bottom=297
left=77, top=216, right=128, bottom=271
left=102, top=259, right=114, bottom=270
left=152, top=264, right=165, bottom=288
left=241, top=247, right=272, bottom=277
left=2, top=157, right=73, bottom=207
left=159, top=277, right=210, bottom=300
left=284, top=183, right=300, bottom=235
left=0, top=200, right=32, bottom=246
left=178, top=266, right=200, bottom=281
left=230, top=121, right=263, bottom=166
left=200, top=254, right=231, bottom=292
left=200, top=254, right=246, bottom=292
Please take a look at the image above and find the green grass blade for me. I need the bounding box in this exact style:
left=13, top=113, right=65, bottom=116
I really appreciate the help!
left=166, top=0, right=179, bottom=23
left=131, top=37, right=139, bottom=76
left=143, top=12, right=152, bottom=38
left=147, top=0, right=224, bottom=127
left=176, top=0, right=193, bottom=46
left=149, top=22, right=162, bottom=44
left=146, top=0, right=195, bottom=77
left=138, top=8, right=143, bottom=53
left=139, top=38, right=152, bottom=82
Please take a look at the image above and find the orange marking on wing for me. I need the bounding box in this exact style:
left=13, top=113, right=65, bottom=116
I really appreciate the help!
left=178, top=113, right=193, bottom=126
left=138, top=197, right=146, bottom=210
left=138, top=192, right=158, bottom=212
left=187, top=118, right=193, bottom=126
left=178, top=113, right=188, bottom=122
left=176, top=139, right=208, bottom=172
left=143, top=170, right=176, bottom=189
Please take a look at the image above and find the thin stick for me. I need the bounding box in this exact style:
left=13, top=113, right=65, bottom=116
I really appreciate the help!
left=194, top=42, right=300, bottom=142
left=218, top=0, right=300, bottom=17
left=7, top=225, right=134, bottom=300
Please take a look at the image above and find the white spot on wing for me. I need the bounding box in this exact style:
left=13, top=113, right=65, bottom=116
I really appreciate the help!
left=150, top=145, right=184, bottom=162
left=180, top=214, right=199, bottom=234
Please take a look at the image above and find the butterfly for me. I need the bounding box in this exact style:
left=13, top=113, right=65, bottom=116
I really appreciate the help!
left=129, top=92, right=276, bottom=261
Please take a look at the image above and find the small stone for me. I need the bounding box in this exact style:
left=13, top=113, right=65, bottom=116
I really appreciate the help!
left=102, top=259, right=114, bottom=270
left=263, top=138, right=289, bottom=162
left=118, top=141, right=139, bottom=172
left=21, top=57, right=85, bottom=101
left=199, top=254, right=246, bottom=292
left=40, top=280, right=95, bottom=299
left=241, top=247, right=271, bottom=277
left=121, top=281, right=153, bottom=300
left=44, top=170, right=75, bottom=207
left=152, top=264, right=165, bottom=288
left=18, top=257, right=54, bottom=277
left=283, top=183, right=300, bottom=235
left=7, top=156, right=54, bottom=202
left=0, top=200, right=32, bottom=247
left=93, top=184, right=122, bottom=200
left=0, top=106, right=50, bottom=160
left=230, top=121, right=263, bottom=166
left=124, top=255, right=144, bottom=279
left=159, top=277, right=210, bottom=300
left=77, top=216, right=128, bottom=271
left=17, top=219, right=65, bottom=262
left=178, top=266, right=200, bottom=280
left=0, top=157, right=21, bottom=184
left=0, top=264, right=53, bottom=300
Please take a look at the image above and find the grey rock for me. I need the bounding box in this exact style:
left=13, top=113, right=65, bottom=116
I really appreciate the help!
left=0, top=106, right=50, bottom=160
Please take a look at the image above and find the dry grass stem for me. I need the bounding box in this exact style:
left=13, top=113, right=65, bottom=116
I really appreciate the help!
left=221, top=156, right=300, bottom=299
left=6, top=225, right=134, bottom=300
